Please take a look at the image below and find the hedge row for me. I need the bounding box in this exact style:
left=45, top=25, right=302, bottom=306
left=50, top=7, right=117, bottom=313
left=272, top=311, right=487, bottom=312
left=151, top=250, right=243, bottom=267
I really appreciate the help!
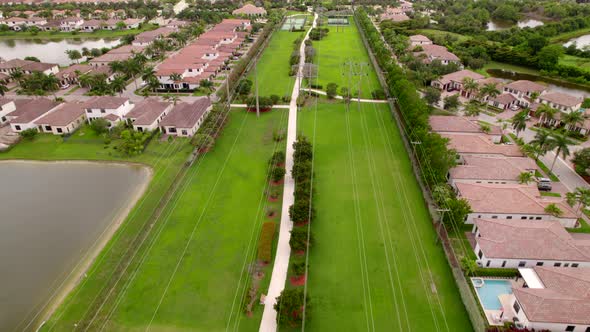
left=472, top=268, right=519, bottom=278
left=257, top=222, right=277, bottom=263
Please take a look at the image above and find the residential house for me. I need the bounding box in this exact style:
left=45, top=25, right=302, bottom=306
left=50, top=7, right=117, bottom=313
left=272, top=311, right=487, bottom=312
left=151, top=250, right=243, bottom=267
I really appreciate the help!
left=123, top=98, right=172, bottom=132
left=59, top=17, right=83, bottom=31
left=472, top=219, right=590, bottom=269
left=132, top=27, right=176, bottom=46
left=504, top=80, right=547, bottom=108
left=0, top=98, right=16, bottom=125
left=84, top=96, right=134, bottom=122
left=380, top=7, right=410, bottom=22
left=414, top=44, right=461, bottom=65
left=456, top=182, right=578, bottom=227
left=537, top=92, right=583, bottom=114
left=232, top=4, right=267, bottom=16
left=448, top=155, right=537, bottom=187
left=0, top=16, right=47, bottom=30
left=35, top=101, right=86, bottom=135
left=487, top=93, right=518, bottom=111
left=441, top=133, right=523, bottom=163
left=79, top=19, right=103, bottom=32
left=0, top=59, right=58, bottom=75
left=431, top=69, right=484, bottom=92
left=409, top=34, right=432, bottom=47
left=55, top=64, right=93, bottom=86
left=8, top=98, right=60, bottom=132
left=89, top=52, right=134, bottom=67
left=159, top=98, right=212, bottom=137
left=509, top=267, right=590, bottom=331
left=399, top=0, right=413, bottom=12
left=429, top=115, right=502, bottom=143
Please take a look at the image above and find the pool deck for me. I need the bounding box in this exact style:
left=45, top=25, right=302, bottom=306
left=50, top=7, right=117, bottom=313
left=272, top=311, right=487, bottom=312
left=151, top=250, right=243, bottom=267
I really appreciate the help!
left=472, top=278, right=524, bottom=326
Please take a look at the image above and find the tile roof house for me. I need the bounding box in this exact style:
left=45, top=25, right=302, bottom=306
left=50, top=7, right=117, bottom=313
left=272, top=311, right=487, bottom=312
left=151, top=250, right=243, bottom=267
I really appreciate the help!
left=414, top=44, right=461, bottom=65
left=8, top=98, right=60, bottom=132
left=456, top=182, right=578, bottom=227
left=55, top=64, right=93, bottom=85
left=0, top=98, right=16, bottom=124
left=409, top=34, right=432, bottom=47
left=380, top=12, right=410, bottom=22
left=504, top=80, right=547, bottom=107
left=0, top=59, right=58, bottom=75
left=84, top=96, right=134, bottom=121
left=132, top=27, right=177, bottom=46
left=487, top=93, right=518, bottom=111
left=429, top=115, right=502, bottom=142
left=123, top=98, right=172, bottom=132
left=448, top=155, right=536, bottom=187
left=440, top=133, right=523, bottom=162
left=431, top=69, right=484, bottom=91
left=232, top=4, right=267, bottom=16
left=472, top=219, right=590, bottom=268
left=159, top=98, right=212, bottom=137
left=537, top=92, right=583, bottom=114
left=509, top=267, right=590, bottom=331
left=34, top=101, right=86, bottom=135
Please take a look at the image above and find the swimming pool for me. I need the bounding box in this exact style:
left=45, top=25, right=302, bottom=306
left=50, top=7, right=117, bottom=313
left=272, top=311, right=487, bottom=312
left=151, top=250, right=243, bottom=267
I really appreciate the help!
left=472, top=278, right=513, bottom=310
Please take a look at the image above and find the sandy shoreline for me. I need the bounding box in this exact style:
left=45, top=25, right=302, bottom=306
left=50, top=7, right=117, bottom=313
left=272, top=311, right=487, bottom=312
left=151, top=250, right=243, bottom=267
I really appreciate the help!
left=0, top=160, right=153, bottom=332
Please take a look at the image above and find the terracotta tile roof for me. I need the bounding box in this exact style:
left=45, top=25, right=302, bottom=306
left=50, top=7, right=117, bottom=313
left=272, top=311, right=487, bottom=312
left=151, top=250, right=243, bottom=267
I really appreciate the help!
left=538, top=92, right=583, bottom=108
left=22, top=61, right=57, bottom=73
left=380, top=12, right=410, bottom=22
left=490, top=93, right=517, bottom=105
left=505, top=80, right=547, bottom=94
left=475, top=218, right=590, bottom=261
left=56, top=64, right=93, bottom=80
left=514, top=267, right=590, bottom=324
left=34, top=101, right=85, bottom=126
left=456, top=182, right=577, bottom=218
left=232, top=4, right=267, bottom=15
left=436, top=70, right=485, bottom=86
left=0, top=98, right=14, bottom=107
left=441, top=133, right=524, bottom=157
left=125, top=98, right=171, bottom=126
left=10, top=98, right=60, bottom=123
left=449, top=156, right=537, bottom=181
left=429, top=115, right=502, bottom=135
left=160, top=98, right=211, bottom=128
left=417, top=44, right=460, bottom=61
left=89, top=52, right=133, bottom=64
left=108, top=44, right=146, bottom=54
left=409, top=34, right=431, bottom=43
left=84, top=96, right=128, bottom=109
left=103, top=113, right=120, bottom=121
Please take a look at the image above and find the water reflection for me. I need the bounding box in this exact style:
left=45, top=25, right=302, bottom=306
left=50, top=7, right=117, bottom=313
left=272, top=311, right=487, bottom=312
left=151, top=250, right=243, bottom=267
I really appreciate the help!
left=564, top=35, right=590, bottom=50
left=487, top=19, right=544, bottom=31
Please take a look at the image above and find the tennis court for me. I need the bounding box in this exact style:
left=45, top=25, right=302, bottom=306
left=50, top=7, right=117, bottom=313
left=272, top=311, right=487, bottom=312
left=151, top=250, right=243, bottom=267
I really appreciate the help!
left=328, top=17, right=350, bottom=25
left=282, top=16, right=307, bottom=30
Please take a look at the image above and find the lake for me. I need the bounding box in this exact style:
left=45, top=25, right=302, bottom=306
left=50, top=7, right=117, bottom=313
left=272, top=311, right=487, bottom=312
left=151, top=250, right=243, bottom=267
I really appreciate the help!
left=486, top=19, right=544, bottom=31
left=487, top=69, right=590, bottom=99
left=564, top=34, right=590, bottom=50
left=0, top=161, right=150, bottom=332
left=0, top=38, right=121, bottom=66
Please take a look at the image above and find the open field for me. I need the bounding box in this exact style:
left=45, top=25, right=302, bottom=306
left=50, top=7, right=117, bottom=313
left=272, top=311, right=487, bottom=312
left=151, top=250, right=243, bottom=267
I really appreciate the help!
left=296, top=100, right=472, bottom=331
left=247, top=30, right=304, bottom=98
left=312, top=17, right=381, bottom=99
left=41, top=109, right=287, bottom=331
left=560, top=54, right=590, bottom=70
left=0, top=24, right=157, bottom=40
left=411, top=28, right=470, bottom=42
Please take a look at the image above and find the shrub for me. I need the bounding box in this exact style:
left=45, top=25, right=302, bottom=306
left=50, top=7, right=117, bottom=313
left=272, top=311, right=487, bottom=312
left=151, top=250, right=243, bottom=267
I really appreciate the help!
left=269, top=186, right=282, bottom=199
left=294, top=180, right=312, bottom=201
left=270, top=94, right=281, bottom=105
left=275, top=288, right=307, bottom=326
left=289, top=227, right=311, bottom=251
left=326, top=82, right=338, bottom=99
left=292, top=262, right=307, bottom=276
left=472, top=268, right=519, bottom=278
left=257, top=222, right=277, bottom=262
left=19, top=128, right=38, bottom=140
left=273, top=129, right=286, bottom=142
left=371, top=88, right=385, bottom=100
left=292, top=160, right=312, bottom=183
left=289, top=198, right=314, bottom=223
left=271, top=167, right=286, bottom=182
left=270, top=151, right=286, bottom=165
left=309, top=83, right=323, bottom=89
left=281, top=95, right=291, bottom=103
left=89, top=118, right=110, bottom=135
left=293, top=137, right=313, bottom=162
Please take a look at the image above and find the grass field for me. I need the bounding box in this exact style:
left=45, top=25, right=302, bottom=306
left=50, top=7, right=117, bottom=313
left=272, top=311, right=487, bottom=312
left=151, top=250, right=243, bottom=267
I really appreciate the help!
left=41, top=109, right=287, bottom=331
left=295, top=100, right=472, bottom=331
left=312, top=18, right=381, bottom=99
left=247, top=30, right=304, bottom=98
left=560, top=54, right=590, bottom=70
left=411, top=28, right=470, bottom=42
left=0, top=24, right=157, bottom=40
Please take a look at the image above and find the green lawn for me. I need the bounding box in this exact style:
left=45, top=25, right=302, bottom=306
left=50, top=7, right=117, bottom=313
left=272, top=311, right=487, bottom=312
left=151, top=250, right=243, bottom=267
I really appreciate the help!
left=247, top=30, right=303, bottom=98
left=477, top=61, right=542, bottom=76
left=550, top=27, right=590, bottom=43
left=42, top=109, right=287, bottom=331
left=312, top=18, right=381, bottom=99
left=296, top=100, right=472, bottom=331
left=412, top=28, right=470, bottom=42
left=560, top=54, right=590, bottom=70
left=0, top=24, right=157, bottom=40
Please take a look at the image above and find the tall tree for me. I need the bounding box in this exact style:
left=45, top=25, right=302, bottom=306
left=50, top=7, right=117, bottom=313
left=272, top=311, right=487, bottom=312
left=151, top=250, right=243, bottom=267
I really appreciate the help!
left=566, top=187, right=590, bottom=217
left=548, top=133, right=575, bottom=172
left=535, top=104, right=557, bottom=127
left=169, top=73, right=182, bottom=93
left=110, top=75, right=127, bottom=97
left=530, top=129, right=554, bottom=159
left=461, top=77, right=479, bottom=99
left=511, top=110, right=528, bottom=138
left=562, top=111, right=586, bottom=131
left=65, top=49, right=82, bottom=64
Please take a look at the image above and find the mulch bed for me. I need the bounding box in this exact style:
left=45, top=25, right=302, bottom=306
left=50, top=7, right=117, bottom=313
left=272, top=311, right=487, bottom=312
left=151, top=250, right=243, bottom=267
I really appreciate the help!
left=246, top=107, right=272, bottom=113
left=268, top=196, right=279, bottom=202
left=290, top=274, right=306, bottom=286
left=295, top=220, right=309, bottom=227
left=267, top=211, right=276, bottom=218
left=270, top=179, right=284, bottom=186
left=295, top=250, right=305, bottom=256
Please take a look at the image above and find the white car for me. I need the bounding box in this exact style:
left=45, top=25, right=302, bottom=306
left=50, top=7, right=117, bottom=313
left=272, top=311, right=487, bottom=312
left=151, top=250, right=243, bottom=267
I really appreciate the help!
left=60, top=84, right=70, bottom=90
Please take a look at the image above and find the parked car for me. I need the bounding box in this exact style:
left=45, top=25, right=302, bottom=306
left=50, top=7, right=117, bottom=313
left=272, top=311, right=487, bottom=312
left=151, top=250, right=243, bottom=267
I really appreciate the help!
left=537, top=178, right=552, bottom=191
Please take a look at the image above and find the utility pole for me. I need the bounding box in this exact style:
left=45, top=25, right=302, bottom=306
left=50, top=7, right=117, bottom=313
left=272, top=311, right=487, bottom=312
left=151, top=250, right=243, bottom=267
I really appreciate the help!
left=225, top=71, right=230, bottom=105
left=435, top=209, right=450, bottom=244
left=255, top=57, right=260, bottom=117
left=341, top=59, right=368, bottom=111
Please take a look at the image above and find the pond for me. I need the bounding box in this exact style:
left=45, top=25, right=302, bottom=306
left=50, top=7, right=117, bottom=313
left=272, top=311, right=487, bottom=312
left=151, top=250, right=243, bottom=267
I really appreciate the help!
left=0, top=38, right=121, bottom=66
left=486, top=19, right=544, bottom=31
left=0, top=161, right=150, bottom=332
left=564, top=34, right=590, bottom=50
left=487, top=68, right=590, bottom=99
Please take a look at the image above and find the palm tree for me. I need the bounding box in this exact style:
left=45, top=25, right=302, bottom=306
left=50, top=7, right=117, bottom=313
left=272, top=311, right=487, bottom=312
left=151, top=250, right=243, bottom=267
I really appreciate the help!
left=562, top=111, right=586, bottom=131
left=109, top=61, right=125, bottom=75
left=464, top=100, right=481, bottom=116
left=163, top=93, right=180, bottom=105
left=132, top=53, right=148, bottom=66
left=65, top=49, right=82, bottom=64
left=544, top=203, right=563, bottom=217
left=0, top=81, right=8, bottom=96
left=462, top=77, right=479, bottom=99
left=511, top=110, right=528, bottom=138
left=43, top=74, right=60, bottom=100
left=148, top=77, right=161, bottom=94
left=199, top=79, right=214, bottom=99
left=110, top=75, right=126, bottom=97
left=169, top=73, right=182, bottom=93
left=566, top=187, right=590, bottom=217
left=141, top=66, right=156, bottom=84
left=518, top=171, right=534, bottom=184
left=548, top=133, right=575, bottom=172
left=535, top=104, right=557, bottom=127
left=9, top=69, right=24, bottom=83
left=530, top=129, right=553, bottom=158
left=479, top=82, right=500, bottom=101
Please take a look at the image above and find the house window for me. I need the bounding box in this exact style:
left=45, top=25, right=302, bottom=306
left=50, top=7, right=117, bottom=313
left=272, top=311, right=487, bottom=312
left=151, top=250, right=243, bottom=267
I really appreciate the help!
left=87, top=109, right=92, bottom=113
left=572, top=263, right=579, bottom=268
left=535, top=217, right=542, bottom=220
left=45, top=126, right=51, bottom=130
left=506, top=216, right=512, bottom=219
left=585, top=327, right=590, bottom=332
left=57, top=128, right=62, bottom=133
left=521, top=216, right=527, bottom=220
left=564, top=263, right=569, bottom=267
left=100, top=109, right=106, bottom=113
left=513, top=300, right=520, bottom=314
left=181, top=130, right=187, bottom=135
left=554, top=263, right=561, bottom=267
left=486, top=260, right=491, bottom=267
left=518, top=261, right=526, bottom=267
left=528, top=217, right=534, bottom=220
left=478, top=250, right=483, bottom=259
left=501, top=261, right=506, bottom=267
left=536, top=262, right=544, bottom=266
left=565, top=326, right=575, bottom=332
left=15, top=125, right=21, bottom=130
left=491, top=216, right=498, bottom=219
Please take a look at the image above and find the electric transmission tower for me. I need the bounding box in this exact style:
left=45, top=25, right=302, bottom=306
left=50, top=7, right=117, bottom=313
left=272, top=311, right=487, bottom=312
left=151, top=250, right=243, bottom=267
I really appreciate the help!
left=341, top=59, right=368, bottom=111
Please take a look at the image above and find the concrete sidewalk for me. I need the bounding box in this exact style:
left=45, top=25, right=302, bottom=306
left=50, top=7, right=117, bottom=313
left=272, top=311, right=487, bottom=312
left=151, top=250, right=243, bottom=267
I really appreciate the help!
left=301, top=87, right=389, bottom=103
left=259, top=12, right=318, bottom=332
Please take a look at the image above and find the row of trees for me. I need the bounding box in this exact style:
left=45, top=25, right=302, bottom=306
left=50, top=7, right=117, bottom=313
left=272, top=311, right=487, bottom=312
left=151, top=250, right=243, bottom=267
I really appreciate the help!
left=275, top=136, right=314, bottom=327
left=357, top=9, right=473, bottom=228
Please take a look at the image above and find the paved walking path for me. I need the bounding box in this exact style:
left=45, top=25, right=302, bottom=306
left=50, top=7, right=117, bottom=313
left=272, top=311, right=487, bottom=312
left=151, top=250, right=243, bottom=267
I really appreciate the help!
left=301, top=88, right=389, bottom=103
left=259, top=12, right=317, bottom=332
left=229, top=104, right=291, bottom=109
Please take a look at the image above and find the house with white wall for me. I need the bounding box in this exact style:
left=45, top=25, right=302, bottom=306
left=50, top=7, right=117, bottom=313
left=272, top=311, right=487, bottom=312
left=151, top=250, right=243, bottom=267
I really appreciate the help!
left=8, top=98, right=60, bottom=132
left=503, top=80, right=547, bottom=108
left=448, top=155, right=537, bottom=187
left=0, top=98, right=16, bottom=125
left=441, top=133, right=524, bottom=163
left=409, top=34, right=432, bottom=47
left=456, top=182, right=578, bottom=227
left=414, top=44, right=461, bottom=66
left=123, top=98, right=172, bottom=132
left=429, top=115, right=502, bottom=143
left=537, top=92, right=583, bottom=114
left=431, top=69, right=484, bottom=92
left=472, top=219, right=590, bottom=268
left=159, top=98, right=211, bottom=137
left=84, top=96, right=133, bottom=122
left=34, top=102, right=86, bottom=135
